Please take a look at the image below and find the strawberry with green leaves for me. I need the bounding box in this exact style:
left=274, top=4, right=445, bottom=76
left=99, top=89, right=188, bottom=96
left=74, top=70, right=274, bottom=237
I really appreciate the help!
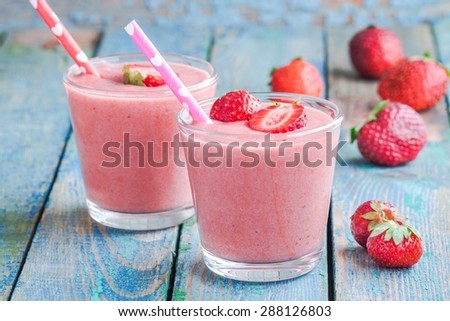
left=378, top=53, right=449, bottom=111
left=367, top=221, right=423, bottom=268
left=351, top=200, right=404, bottom=248
left=123, top=64, right=165, bottom=87
left=351, top=100, right=427, bottom=166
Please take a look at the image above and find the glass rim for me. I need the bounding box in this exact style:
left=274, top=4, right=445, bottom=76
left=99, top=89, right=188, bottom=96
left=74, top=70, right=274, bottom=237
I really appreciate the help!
left=178, top=92, right=344, bottom=139
left=62, top=52, right=218, bottom=97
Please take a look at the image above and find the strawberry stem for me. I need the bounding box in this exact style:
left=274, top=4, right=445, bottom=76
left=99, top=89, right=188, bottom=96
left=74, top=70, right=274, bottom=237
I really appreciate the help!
left=270, top=67, right=277, bottom=77
left=367, top=100, right=389, bottom=121
left=350, top=101, right=389, bottom=143
left=423, top=51, right=432, bottom=59
left=350, top=125, right=361, bottom=143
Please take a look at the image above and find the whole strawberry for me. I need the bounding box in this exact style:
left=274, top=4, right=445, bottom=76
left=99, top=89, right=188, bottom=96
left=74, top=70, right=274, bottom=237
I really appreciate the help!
left=351, top=200, right=404, bottom=248
left=351, top=101, right=427, bottom=166
left=210, top=90, right=263, bottom=122
left=349, top=26, right=403, bottom=78
left=270, top=58, right=323, bottom=97
left=378, top=54, right=449, bottom=111
left=367, top=221, right=423, bottom=268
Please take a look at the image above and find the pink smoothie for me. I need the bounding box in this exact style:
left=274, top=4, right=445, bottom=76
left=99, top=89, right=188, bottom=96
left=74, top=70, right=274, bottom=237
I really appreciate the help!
left=181, top=102, right=340, bottom=263
left=64, top=58, right=216, bottom=213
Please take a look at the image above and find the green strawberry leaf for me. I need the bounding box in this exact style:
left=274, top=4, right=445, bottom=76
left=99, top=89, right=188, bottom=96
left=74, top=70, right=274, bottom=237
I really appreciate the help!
left=384, top=227, right=394, bottom=242
left=270, top=67, right=277, bottom=77
left=392, top=226, right=404, bottom=245
left=407, top=225, right=422, bottom=239
left=123, top=64, right=146, bottom=87
left=362, top=211, right=379, bottom=220
left=370, top=201, right=383, bottom=212
left=369, top=221, right=393, bottom=238
left=350, top=125, right=361, bottom=143
left=423, top=51, right=432, bottom=59
left=367, top=100, right=389, bottom=121
left=402, top=227, right=411, bottom=239
left=443, top=65, right=450, bottom=77
left=368, top=220, right=379, bottom=231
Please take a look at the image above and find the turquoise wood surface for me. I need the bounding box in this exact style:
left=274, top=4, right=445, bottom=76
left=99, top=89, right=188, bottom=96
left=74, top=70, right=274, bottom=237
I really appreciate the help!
left=98, top=23, right=213, bottom=59
left=12, top=138, right=178, bottom=300
left=172, top=26, right=330, bottom=301
left=1, top=19, right=449, bottom=301
left=10, top=24, right=212, bottom=300
left=0, top=31, right=74, bottom=300
left=434, top=19, right=450, bottom=114
left=328, top=24, right=450, bottom=300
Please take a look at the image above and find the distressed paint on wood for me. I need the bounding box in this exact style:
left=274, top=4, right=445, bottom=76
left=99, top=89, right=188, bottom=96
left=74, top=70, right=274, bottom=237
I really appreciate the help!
left=12, top=138, right=177, bottom=300
left=433, top=19, right=450, bottom=117
left=98, top=24, right=213, bottom=58
left=0, top=30, right=92, bottom=300
left=172, top=26, right=330, bottom=301
left=328, top=24, right=450, bottom=300
left=10, top=24, right=213, bottom=300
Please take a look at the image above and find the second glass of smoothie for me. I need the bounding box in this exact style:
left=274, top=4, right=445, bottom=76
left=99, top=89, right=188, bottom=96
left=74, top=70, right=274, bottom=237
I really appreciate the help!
left=178, top=93, right=343, bottom=282
left=63, top=53, right=217, bottom=230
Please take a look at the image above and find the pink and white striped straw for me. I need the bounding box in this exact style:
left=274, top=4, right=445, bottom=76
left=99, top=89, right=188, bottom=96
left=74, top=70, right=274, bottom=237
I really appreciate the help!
left=30, top=0, right=100, bottom=77
left=124, top=20, right=211, bottom=123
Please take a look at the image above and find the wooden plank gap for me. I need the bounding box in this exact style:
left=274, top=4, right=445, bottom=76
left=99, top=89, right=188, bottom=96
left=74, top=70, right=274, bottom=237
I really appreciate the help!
left=205, top=27, right=216, bottom=63
left=326, top=202, right=336, bottom=301
left=430, top=20, right=450, bottom=121
left=166, top=225, right=183, bottom=301
left=323, top=28, right=331, bottom=101
left=0, top=32, right=7, bottom=48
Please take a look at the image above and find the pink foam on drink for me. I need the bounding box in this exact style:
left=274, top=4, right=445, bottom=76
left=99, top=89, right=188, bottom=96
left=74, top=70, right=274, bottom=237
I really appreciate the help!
left=65, top=61, right=216, bottom=213
left=184, top=106, right=338, bottom=263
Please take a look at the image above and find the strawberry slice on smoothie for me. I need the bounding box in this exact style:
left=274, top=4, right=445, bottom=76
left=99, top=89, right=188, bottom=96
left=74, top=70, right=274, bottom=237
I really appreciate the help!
left=248, top=102, right=308, bottom=133
left=210, top=90, right=308, bottom=133
left=122, top=63, right=165, bottom=87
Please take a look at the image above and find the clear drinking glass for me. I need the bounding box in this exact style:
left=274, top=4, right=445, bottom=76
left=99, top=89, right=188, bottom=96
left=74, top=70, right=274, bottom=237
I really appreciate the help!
left=178, top=93, right=343, bottom=281
left=63, top=53, right=217, bottom=230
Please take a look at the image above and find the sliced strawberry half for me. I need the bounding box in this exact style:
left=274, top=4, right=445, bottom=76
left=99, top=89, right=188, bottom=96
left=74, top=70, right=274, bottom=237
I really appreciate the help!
left=123, top=63, right=165, bottom=87
left=248, top=102, right=308, bottom=133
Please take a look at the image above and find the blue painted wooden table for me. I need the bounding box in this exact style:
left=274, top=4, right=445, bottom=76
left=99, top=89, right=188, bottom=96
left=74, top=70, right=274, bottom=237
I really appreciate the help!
left=1, top=20, right=449, bottom=300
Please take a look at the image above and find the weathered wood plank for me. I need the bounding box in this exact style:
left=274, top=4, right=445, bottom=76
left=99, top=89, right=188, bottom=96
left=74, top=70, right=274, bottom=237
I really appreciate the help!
left=328, top=24, right=450, bottom=300
left=0, top=28, right=99, bottom=300
left=211, top=26, right=326, bottom=95
left=434, top=19, right=450, bottom=114
left=0, top=32, right=6, bottom=46
left=173, top=26, right=330, bottom=301
left=98, top=23, right=213, bottom=58
left=11, top=24, right=212, bottom=300
left=13, top=138, right=177, bottom=300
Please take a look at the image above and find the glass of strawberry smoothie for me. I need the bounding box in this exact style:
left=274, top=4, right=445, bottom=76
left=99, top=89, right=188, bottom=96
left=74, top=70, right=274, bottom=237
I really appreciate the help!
left=178, top=93, right=343, bottom=281
left=63, top=53, right=217, bottom=230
